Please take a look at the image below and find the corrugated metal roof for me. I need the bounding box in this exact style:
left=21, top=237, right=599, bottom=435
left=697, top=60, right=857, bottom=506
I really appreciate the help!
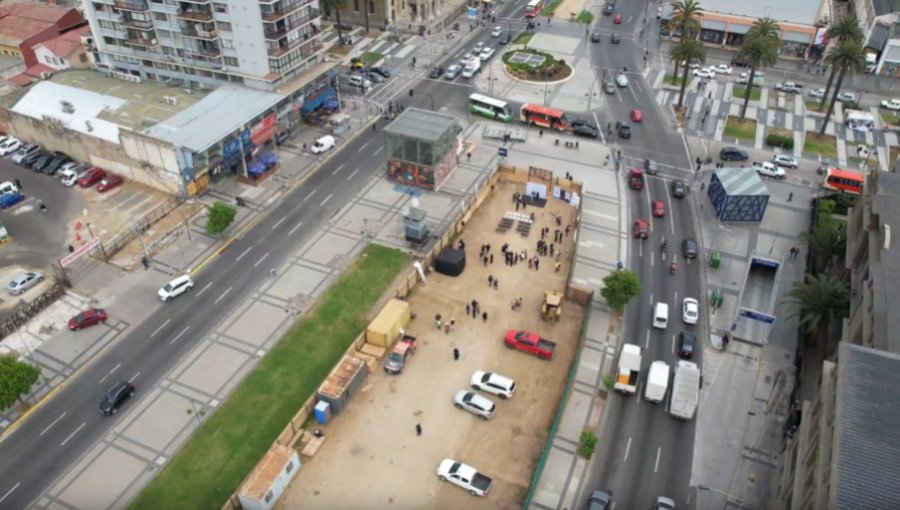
left=10, top=80, right=126, bottom=142
left=715, top=167, right=768, bottom=196
left=384, top=107, right=457, bottom=142
left=835, top=343, right=900, bottom=509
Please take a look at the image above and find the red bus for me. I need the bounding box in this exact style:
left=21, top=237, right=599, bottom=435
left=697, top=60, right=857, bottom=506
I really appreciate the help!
left=525, top=0, right=544, bottom=17
left=519, top=104, right=568, bottom=131
left=822, top=168, right=864, bottom=195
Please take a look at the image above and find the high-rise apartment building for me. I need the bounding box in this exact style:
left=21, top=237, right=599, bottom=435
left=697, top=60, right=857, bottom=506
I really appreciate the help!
left=81, top=0, right=326, bottom=91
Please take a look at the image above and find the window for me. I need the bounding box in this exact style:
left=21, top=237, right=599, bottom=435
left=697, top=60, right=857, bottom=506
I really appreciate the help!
left=213, top=2, right=227, bottom=13
left=44, top=55, right=53, bottom=64
left=220, top=38, right=233, bottom=49
left=353, top=0, right=359, bottom=11
left=98, top=20, right=114, bottom=29
left=154, top=12, right=167, bottom=21
left=92, top=2, right=106, bottom=11
left=217, top=21, right=232, bottom=32
left=224, top=56, right=238, bottom=66
left=368, top=0, right=374, bottom=14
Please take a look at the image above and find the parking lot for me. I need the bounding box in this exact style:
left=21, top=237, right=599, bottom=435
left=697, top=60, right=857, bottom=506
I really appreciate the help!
left=278, top=181, right=584, bottom=509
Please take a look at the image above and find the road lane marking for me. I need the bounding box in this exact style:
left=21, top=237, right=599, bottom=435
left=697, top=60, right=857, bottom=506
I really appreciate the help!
left=332, top=163, right=345, bottom=175
left=593, top=112, right=605, bottom=144
left=288, top=222, right=303, bottom=236
left=254, top=252, right=269, bottom=267
left=347, top=168, right=360, bottom=180
left=645, top=329, right=650, bottom=349
left=271, top=216, right=286, bottom=230
left=0, top=483, right=20, bottom=504
left=623, top=437, right=632, bottom=461
left=214, top=287, right=232, bottom=304
left=40, top=412, right=66, bottom=436
left=672, top=333, right=676, bottom=354
left=303, top=188, right=317, bottom=201
left=196, top=281, right=213, bottom=298
left=99, top=363, right=121, bottom=384
left=358, top=142, right=370, bottom=152
left=373, top=146, right=384, bottom=155
left=130, top=372, right=140, bottom=382
left=60, top=422, right=85, bottom=446
left=150, top=320, right=170, bottom=338
left=654, top=446, right=662, bottom=472
left=170, top=326, right=190, bottom=345
left=235, top=246, right=253, bottom=261
left=320, top=193, right=333, bottom=206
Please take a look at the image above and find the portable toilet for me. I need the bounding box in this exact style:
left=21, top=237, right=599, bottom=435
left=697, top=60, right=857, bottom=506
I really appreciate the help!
left=314, top=400, right=331, bottom=424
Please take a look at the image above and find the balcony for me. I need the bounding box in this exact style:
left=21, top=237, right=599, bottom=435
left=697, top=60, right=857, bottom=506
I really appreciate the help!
left=125, top=36, right=158, bottom=46
left=181, top=27, right=218, bottom=39
left=122, top=18, right=154, bottom=29
left=267, top=36, right=321, bottom=57
left=180, top=0, right=210, bottom=3
left=260, top=0, right=311, bottom=21
left=264, top=26, right=287, bottom=40
left=114, top=0, right=149, bottom=11
left=176, top=8, right=214, bottom=21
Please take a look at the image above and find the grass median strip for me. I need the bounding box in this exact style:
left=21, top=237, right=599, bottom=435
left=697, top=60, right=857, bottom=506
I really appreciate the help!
left=724, top=116, right=756, bottom=141
left=129, top=244, right=409, bottom=510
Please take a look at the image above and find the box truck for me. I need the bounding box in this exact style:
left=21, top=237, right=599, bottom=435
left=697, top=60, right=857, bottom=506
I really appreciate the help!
left=669, top=360, right=700, bottom=420
left=644, top=361, right=670, bottom=404
left=614, top=344, right=641, bottom=394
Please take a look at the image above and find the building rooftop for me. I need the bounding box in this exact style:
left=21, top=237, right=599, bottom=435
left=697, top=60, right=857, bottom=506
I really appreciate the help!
left=384, top=108, right=458, bottom=142
left=696, top=0, right=821, bottom=27
left=871, top=0, right=900, bottom=17
left=143, top=85, right=282, bottom=153
left=716, top=167, right=769, bottom=195
left=835, top=343, right=900, bottom=509
left=35, top=25, right=89, bottom=57
left=0, top=1, right=79, bottom=47
left=863, top=171, right=900, bottom=352
left=10, top=80, right=127, bottom=143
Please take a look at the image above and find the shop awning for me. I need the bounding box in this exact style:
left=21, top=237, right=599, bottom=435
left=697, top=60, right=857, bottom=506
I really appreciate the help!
left=727, top=23, right=752, bottom=35
left=701, top=19, right=726, bottom=31
left=783, top=32, right=812, bottom=43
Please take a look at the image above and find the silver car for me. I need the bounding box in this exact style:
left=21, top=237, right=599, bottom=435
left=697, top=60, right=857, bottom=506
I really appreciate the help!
left=7, top=271, right=44, bottom=295
left=772, top=154, right=798, bottom=168
left=444, top=64, right=461, bottom=79
left=453, top=391, right=496, bottom=420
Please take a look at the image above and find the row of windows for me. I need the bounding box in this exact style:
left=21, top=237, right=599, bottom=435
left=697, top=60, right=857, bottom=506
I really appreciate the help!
left=351, top=0, right=376, bottom=14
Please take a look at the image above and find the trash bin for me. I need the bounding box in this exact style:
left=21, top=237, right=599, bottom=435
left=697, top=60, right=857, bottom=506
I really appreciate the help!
left=709, top=250, right=721, bottom=269
left=711, top=288, right=723, bottom=308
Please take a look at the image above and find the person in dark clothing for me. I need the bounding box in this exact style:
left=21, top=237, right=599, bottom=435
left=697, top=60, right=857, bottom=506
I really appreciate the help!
left=453, top=348, right=460, bottom=361
left=416, top=423, right=422, bottom=436
left=482, top=311, right=488, bottom=322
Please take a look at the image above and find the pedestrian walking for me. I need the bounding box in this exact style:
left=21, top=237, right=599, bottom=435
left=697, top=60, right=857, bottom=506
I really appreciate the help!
left=467, top=152, right=471, bottom=161
left=535, top=258, right=540, bottom=270
left=142, top=256, right=150, bottom=270
left=482, top=311, right=488, bottom=322
left=701, top=182, right=706, bottom=191
left=453, top=348, right=460, bottom=361
left=539, top=129, right=544, bottom=137
left=787, top=192, right=793, bottom=202
left=492, top=279, right=498, bottom=289
left=555, top=262, right=561, bottom=273
left=14, top=179, right=21, bottom=190
left=490, top=253, right=494, bottom=264
left=488, top=275, right=494, bottom=286
left=444, top=323, right=450, bottom=334
left=515, top=200, right=520, bottom=211
left=416, top=423, right=422, bottom=436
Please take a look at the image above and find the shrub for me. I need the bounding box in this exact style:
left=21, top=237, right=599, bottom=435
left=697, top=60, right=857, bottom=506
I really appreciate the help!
left=579, top=430, right=598, bottom=458
left=766, top=133, right=794, bottom=150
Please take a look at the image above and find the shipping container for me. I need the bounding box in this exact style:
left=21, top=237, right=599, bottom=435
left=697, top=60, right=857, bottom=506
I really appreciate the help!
left=316, top=356, right=368, bottom=415
left=365, top=298, right=411, bottom=347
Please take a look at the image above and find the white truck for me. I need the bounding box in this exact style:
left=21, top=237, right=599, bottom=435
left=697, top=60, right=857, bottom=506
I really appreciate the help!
left=880, top=99, right=900, bottom=111
left=644, top=361, right=670, bottom=404
left=614, top=344, right=642, bottom=395
left=437, top=458, right=493, bottom=496
left=669, top=360, right=700, bottom=420
left=461, top=57, right=480, bottom=78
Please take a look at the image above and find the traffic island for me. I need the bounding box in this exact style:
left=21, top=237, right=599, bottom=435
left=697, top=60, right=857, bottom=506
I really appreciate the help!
left=723, top=116, right=757, bottom=141
left=662, top=74, right=690, bottom=88
left=804, top=132, right=838, bottom=160
left=732, top=85, right=761, bottom=101
left=501, top=49, right=573, bottom=82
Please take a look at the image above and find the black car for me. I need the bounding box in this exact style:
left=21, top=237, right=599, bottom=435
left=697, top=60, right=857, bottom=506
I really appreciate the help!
left=99, top=381, right=135, bottom=415
left=590, top=31, right=601, bottom=43
left=572, top=124, right=599, bottom=138
left=370, top=66, right=391, bottom=78
left=671, top=179, right=687, bottom=198
left=44, top=152, right=71, bottom=175
left=611, top=33, right=620, bottom=44
left=719, top=146, right=749, bottom=161
left=428, top=65, right=444, bottom=79
left=617, top=122, right=631, bottom=139
left=678, top=331, right=696, bottom=359
left=682, top=238, right=698, bottom=259
left=499, top=32, right=511, bottom=45
left=31, top=152, right=54, bottom=172
left=644, top=158, right=659, bottom=175
left=603, top=3, right=614, bottom=14
left=21, top=149, right=45, bottom=167
left=364, top=70, right=384, bottom=83
left=571, top=117, right=596, bottom=129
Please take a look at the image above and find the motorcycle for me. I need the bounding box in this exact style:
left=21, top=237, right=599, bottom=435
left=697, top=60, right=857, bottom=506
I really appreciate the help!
left=670, top=262, right=678, bottom=275
left=236, top=197, right=247, bottom=207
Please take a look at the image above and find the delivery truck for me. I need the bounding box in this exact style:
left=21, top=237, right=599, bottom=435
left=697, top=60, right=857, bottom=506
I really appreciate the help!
left=644, top=361, right=670, bottom=404
left=614, top=344, right=641, bottom=395
left=669, top=360, right=700, bottom=420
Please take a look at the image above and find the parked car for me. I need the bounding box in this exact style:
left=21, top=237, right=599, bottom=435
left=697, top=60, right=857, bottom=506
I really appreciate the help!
left=78, top=167, right=107, bottom=187
left=12, top=143, right=40, bottom=164
left=453, top=390, right=496, bottom=420
left=7, top=271, right=43, bottom=295
left=808, top=88, right=826, bottom=98
left=774, top=81, right=802, bottom=94
left=59, top=163, right=89, bottom=186
left=678, top=331, right=696, bottom=359
left=693, top=68, right=715, bottom=79
left=68, top=308, right=108, bottom=330
left=652, top=200, right=665, bottom=218
left=99, top=381, right=135, bottom=415
left=644, top=158, right=658, bottom=174
left=603, top=80, right=615, bottom=94
left=19, top=147, right=44, bottom=167
left=0, top=191, right=25, bottom=209
left=682, top=238, right=698, bottom=259
left=158, top=274, right=194, bottom=302
left=719, top=146, right=749, bottom=161
left=603, top=3, right=614, bottom=14
left=772, top=154, right=798, bottom=168
left=589, top=490, right=613, bottom=510
left=655, top=496, right=677, bottom=510
left=31, top=152, right=54, bottom=172
left=630, top=109, right=643, bottom=122
left=611, top=33, right=620, bottom=44
left=682, top=298, right=699, bottom=324
left=709, top=64, right=732, bottom=75
left=96, top=174, right=124, bottom=192
left=428, top=65, right=444, bottom=79
left=44, top=152, right=72, bottom=175
left=590, top=31, right=601, bottom=43
left=473, top=41, right=485, bottom=53
left=491, top=25, right=503, bottom=37
left=444, top=64, right=461, bottom=79
left=836, top=91, right=857, bottom=103
left=0, top=136, right=21, bottom=156
left=615, top=74, right=628, bottom=87
left=572, top=124, right=599, bottom=138
left=310, top=135, right=336, bottom=154
left=0, top=181, right=17, bottom=195
left=671, top=179, right=687, bottom=198
left=880, top=98, right=900, bottom=111
left=470, top=371, right=516, bottom=399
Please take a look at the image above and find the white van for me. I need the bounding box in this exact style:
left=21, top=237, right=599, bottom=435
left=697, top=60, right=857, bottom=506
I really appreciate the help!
left=0, top=181, right=18, bottom=196
left=652, top=302, right=669, bottom=329
left=310, top=135, right=335, bottom=155
left=158, top=274, right=194, bottom=302
left=461, top=58, right=480, bottom=78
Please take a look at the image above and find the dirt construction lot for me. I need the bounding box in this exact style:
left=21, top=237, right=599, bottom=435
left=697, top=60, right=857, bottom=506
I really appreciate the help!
left=278, top=180, right=585, bottom=509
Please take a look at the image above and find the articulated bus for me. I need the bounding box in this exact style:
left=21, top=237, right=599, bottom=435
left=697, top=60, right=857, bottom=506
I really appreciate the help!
left=822, top=168, right=864, bottom=195
left=468, top=93, right=513, bottom=122
left=525, top=0, right=544, bottom=17
left=519, top=103, right=568, bottom=131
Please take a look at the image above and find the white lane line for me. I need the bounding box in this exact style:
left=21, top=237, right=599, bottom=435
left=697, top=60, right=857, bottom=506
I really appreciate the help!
left=654, top=446, right=662, bottom=472
left=288, top=222, right=303, bottom=236
left=271, top=216, right=286, bottom=230
left=332, top=163, right=345, bottom=175
left=666, top=190, right=676, bottom=234
left=40, top=412, right=67, bottom=436
left=373, top=146, right=384, bottom=155
left=645, top=329, right=650, bottom=349
left=303, top=188, right=318, bottom=201
left=214, top=286, right=232, bottom=304
left=674, top=291, right=679, bottom=308
left=593, top=112, right=605, bottom=144
left=150, top=320, right=170, bottom=338
left=235, top=246, right=253, bottom=261
left=99, top=363, right=121, bottom=384
left=672, top=333, right=676, bottom=354
left=0, top=483, right=20, bottom=504
left=170, top=326, right=190, bottom=345
left=254, top=252, right=270, bottom=267
left=347, top=168, right=360, bottom=180
left=358, top=142, right=370, bottom=152
left=196, top=281, right=213, bottom=298
left=320, top=193, right=333, bottom=206
left=130, top=371, right=140, bottom=382
left=60, top=422, right=86, bottom=446
left=623, top=437, right=632, bottom=461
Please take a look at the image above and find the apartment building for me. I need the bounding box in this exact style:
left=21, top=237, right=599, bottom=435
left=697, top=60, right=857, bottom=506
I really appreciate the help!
left=81, top=0, right=327, bottom=91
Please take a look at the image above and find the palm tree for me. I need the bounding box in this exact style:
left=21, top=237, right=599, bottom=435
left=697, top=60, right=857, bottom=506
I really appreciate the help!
left=322, top=0, right=350, bottom=46
left=671, top=38, right=705, bottom=110
left=818, top=16, right=864, bottom=111
left=820, top=39, right=866, bottom=135
left=669, top=0, right=703, bottom=78
left=784, top=273, right=849, bottom=355
left=804, top=221, right=846, bottom=274
left=735, top=17, right=780, bottom=120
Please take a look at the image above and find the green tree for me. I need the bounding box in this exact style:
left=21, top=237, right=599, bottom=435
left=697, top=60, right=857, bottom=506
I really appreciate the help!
left=205, top=201, right=237, bottom=236
left=818, top=16, right=864, bottom=111
left=671, top=38, right=705, bottom=110
left=820, top=39, right=866, bottom=135
left=600, top=269, right=642, bottom=314
left=804, top=221, right=846, bottom=274
left=736, top=17, right=780, bottom=120
left=669, top=0, right=703, bottom=78
left=784, top=273, right=849, bottom=354
left=321, top=0, right=351, bottom=46
left=0, top=356, right=41, bottom=411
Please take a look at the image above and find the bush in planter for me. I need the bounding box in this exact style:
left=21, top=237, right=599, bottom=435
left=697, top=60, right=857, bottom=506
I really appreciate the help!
left=579, top=430, right=598, bottom=458
left=766, top=133, right=794, bottom=150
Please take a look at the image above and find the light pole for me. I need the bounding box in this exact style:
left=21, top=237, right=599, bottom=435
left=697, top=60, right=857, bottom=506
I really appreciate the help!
left=585, top=74, right=599, bottom=111
left=698, top=485, right=744, bottom=510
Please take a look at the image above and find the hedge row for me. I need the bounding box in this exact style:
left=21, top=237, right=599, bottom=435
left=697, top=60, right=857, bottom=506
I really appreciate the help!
left=765, top=133, right=794, bottom=150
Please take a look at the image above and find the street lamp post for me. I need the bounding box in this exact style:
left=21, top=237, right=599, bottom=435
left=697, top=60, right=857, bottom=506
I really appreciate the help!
left=698, top=485, right=744, bottom=510
left=585, top=74, right=599, bottom=111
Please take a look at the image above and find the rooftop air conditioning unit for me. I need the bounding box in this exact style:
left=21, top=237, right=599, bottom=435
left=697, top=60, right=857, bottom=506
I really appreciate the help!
left=60, top=100, right=75, bottom=113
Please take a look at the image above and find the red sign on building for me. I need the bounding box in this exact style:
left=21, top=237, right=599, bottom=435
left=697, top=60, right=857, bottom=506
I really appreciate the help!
left=250, top=113, right=278, bottom=146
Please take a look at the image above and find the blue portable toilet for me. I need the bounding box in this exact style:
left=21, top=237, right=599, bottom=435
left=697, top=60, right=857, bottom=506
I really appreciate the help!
left=314, top=400, right=331, bottom=424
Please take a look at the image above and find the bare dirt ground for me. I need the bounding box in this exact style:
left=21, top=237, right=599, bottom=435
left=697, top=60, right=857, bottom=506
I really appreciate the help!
left=278, top=180, right=585, bottom=509
left=550, top=0, right=589, bottom=20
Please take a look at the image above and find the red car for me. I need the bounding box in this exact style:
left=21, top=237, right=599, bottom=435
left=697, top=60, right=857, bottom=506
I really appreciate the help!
left=68, top=308, right=108, bottom=330
left=633, top=219, right=649, bottom=239
left=652, top=200, right=666, bottom=218
left=78, top=167, right=106, bottom=188
left=96, top=174, right=124, bottom=192
left=630, top=109, right=643, bottom=122
left=628, top=168, right=644, bottom=190
left=614, top=14, right=623, bottom=24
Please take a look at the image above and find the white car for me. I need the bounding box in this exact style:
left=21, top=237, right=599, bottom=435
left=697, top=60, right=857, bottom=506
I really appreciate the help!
left=491, top=26, right=503, bottom=37
left=473, top=41, right=485, bottom=53
left=772, top=154, right=798, bottom=168
left=836, top=91, right=857, bottom=103
left=479, top=46, right=495, bottom=61
left=615, top=74, right=629, bottom=87
left=682, top=298, right=699, bottom=325
left=880, top=98, right=900, bottom=111
left=158, top=274, right=194, bottom=301
left=693, top=68, right=715, bottom=79
left=453, top=390, right=496, bottom=420
left=470, top=371, right=516, bottom=399
left=754, top=161, right=786, bottom=179
left=310, top=135, right=336, bottom=154
left=808, top=88, right=826, bottom=98
left=0, top=137, right=21, bottom=156
left=709, top=64, right=732, bottom=75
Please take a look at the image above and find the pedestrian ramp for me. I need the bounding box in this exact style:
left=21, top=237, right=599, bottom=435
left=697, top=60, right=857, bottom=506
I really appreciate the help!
left=483, top=125, right=527, bottom=141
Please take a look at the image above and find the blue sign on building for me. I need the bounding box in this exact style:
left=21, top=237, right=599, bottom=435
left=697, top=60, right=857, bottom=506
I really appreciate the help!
left=751, top=257, right=780, bottom=269
left=498, top=147, right=508, bottom=157
left=467, top=6, right=477, bottom=19
left=739, top=308, right=776, bottom=324
left=223, top=130, right=252, bottom=159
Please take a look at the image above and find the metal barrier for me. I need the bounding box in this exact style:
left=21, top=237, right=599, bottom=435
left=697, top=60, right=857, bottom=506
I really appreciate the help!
left=97, top=196, right=184, bottom=260
left=0, top=283, right=68, bottom=342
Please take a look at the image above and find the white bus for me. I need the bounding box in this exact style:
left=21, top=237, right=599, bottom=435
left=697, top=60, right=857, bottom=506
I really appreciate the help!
left=468, top=93, right=513, bottom=122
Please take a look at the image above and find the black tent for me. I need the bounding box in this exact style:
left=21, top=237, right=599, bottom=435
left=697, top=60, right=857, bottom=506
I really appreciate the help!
left=435, top=246, right=466, bottom=276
